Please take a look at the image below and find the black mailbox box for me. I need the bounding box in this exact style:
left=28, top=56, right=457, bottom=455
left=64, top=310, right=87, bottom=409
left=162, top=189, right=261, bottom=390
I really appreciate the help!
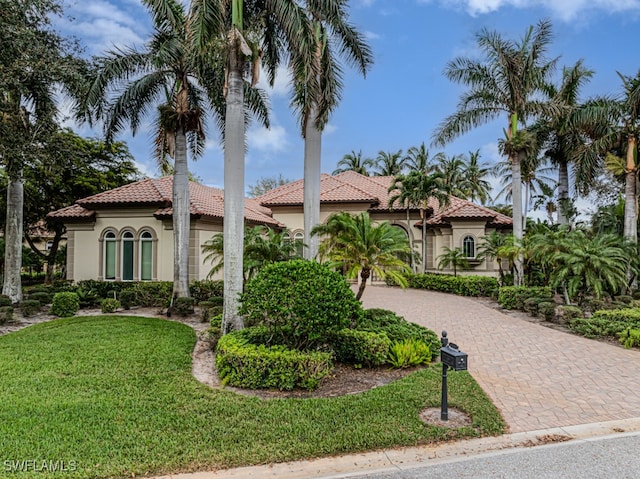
left=440, top=345, right=468, bottom=371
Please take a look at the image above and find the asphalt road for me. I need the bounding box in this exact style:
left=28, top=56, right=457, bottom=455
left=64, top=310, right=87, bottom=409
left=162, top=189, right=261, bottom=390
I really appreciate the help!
left=354, top=432, right=640, bottom=479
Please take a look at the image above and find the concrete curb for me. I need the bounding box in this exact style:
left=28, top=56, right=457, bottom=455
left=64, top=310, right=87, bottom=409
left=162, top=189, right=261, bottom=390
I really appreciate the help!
left=153, top=417, right=640, bottom=479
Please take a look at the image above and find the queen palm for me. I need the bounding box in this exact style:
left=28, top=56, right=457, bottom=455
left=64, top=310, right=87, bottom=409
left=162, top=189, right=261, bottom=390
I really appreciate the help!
left=373, top=150, right=405, bottom=176
left=84, top=0, right=233, bottom=301
left=290, top=0, right=372, bottom=262
left=333, top=150, right=375, bottom=175
left=432, top=19, right=557, bottom=285
left=388, top=169, right=450, bottom=274
left=192, top=0, right=315, bottom=332
left=576, top=71, right=640, bottom=244
left=404, top=143, right=435, bottom=173
left=311, top=212, right=411, bottom=300
left=460, top=150, right=492, bottom=205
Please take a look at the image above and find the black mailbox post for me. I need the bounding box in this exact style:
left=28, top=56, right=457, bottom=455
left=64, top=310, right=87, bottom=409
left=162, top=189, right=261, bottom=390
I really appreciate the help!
left=440, top=331, right=468, bottom=421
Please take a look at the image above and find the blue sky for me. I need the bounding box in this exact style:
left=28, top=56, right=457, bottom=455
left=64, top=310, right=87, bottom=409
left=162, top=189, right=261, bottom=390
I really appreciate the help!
left=57, top=0, right=640, bottom=210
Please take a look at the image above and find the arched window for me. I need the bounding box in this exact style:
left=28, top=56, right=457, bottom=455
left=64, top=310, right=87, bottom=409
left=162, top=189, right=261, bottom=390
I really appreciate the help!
left=294, top=231, right=304, bottom=258
left=139, top=231, right=153, bottom=281
left=104, top=232, right=117, bottom=280
left=122, top=231, right=135, bottom=281
left=462, top=235, right=475, bottom=258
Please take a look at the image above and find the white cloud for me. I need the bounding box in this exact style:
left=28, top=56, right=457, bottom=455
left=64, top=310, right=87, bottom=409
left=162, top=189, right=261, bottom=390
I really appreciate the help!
left=256, top=65, right=291, bottom=98
left=323, top=124, right=338, bottom=135
left=363, top=30, right=382, bottom=40
left=247, top=124, right=289, bottom=153
left=434, top=0, right=640, bottom=21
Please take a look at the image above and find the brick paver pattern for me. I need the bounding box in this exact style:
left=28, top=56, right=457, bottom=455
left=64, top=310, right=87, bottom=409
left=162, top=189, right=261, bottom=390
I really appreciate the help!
left=361, top=286, right=640, bottom=433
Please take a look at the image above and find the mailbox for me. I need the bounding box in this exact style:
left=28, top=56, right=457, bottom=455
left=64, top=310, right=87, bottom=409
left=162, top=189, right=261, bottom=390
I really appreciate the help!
left=440, top=343, right=468, bottom=371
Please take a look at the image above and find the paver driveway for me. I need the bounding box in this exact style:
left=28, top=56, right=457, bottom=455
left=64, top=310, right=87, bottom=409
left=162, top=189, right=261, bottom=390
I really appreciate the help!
left=361, top=286, right=640, bottom=433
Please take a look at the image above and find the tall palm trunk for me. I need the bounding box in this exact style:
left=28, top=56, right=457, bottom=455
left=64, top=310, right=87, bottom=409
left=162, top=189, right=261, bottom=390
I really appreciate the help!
left=172, top=125, right=190, bottom=299
left=406, top=207, right=415, bottom=272
left=303, top=105, right=321, bottom=260
left=420, top=207, right=426, bottom=274
left=511, top=151, right=524, bottom=286
left=557, top=159, right=570, bottom=226
left=623, top=136, right=637, bottom=243
left=223, top=33, right=246, bottom=333
left=2, top=169, right=24, bottom=303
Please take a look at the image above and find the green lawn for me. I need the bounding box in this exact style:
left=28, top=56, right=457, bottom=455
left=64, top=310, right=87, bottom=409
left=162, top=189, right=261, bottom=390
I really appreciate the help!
left=0, top=316, right=505, bottom=478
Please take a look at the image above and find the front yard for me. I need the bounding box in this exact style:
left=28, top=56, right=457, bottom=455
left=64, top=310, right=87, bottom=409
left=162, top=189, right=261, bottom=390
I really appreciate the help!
left=0, top=316, right=504, bottom=478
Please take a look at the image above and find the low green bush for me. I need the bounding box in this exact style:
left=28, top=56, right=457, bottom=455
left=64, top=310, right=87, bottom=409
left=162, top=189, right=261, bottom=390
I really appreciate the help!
left=20, top=300, right=41, bottom=317
left=537, top=302, right=556, bottom=321
left=331, top=329, right=391, bottom=367
left=240, top=260, right=362, bottom=351
left=619, top=328, right=640, bottom=349
left=75, top=288, right=100, bottom=308
left=556, top=305, right=583, bottom=324
left=405, top=273, right=499, bottom=297
left=569, top=318, right=631, bottom=338
left=357, top=308, right=440, bottom=361
left=133, top=282, right=173, bottom=308
left=119, top=290, right=136, bottom=310
left=614, top=295, right=633, bottom=305
left=199, top=301, right=223, bottom=323
left=498, top=286, right=552, bottom=310
left=523, top=297, right=546, bottom=316
left=0, top=295, right=12, bottom=307
left=27, top=291, right=52, bottom=305
left=0, top=306, right=14, bottom=324
left=387, top=339, right=432, bottom=368
left=50, top=292, right=80, bottom=317
left=215, top=330, right=333, bottom=391
left=207, top=296, right=224, bottom=306
left=76, top=280, right=130, bottom=298
left=100, top=298, right=120, bottom=313
left=592, top=308, right=640, bottom=322
left=189, top=280, right=224, bottom=304
left=173, top=297, right=195, bottom=316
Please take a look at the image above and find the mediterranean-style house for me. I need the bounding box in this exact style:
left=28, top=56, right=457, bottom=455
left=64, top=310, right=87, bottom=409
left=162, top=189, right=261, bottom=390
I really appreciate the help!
left=48, top=171, right=512, bottom=282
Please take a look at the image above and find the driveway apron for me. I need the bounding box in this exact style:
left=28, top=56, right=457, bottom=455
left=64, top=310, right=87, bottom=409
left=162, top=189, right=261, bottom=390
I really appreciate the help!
left=361, top=286, right=640, bottom=433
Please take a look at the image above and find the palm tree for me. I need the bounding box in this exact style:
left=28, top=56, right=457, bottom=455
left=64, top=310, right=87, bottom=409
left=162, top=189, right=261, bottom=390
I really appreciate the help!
left=476, top=231, right=508, bottom=284
left=192, top=0, right=315, bottom=332
left=333, top=149, right=375, bottom=175
left=311, top=212, right=411, bottom=300
left=387, top=175, right=417, bottom=272
left=460, top=150, right=492, bottom=204
left=404, top=143, right=435, bottom=173
left=202, top=225, right=303, bottom=283
left=432, top=19, right=557, bottom=285
left=84, top=0, right=232, bottom=301
left=437, top=247, right=469, bottom=277
left=576, top=72, right=640, bottom=244
left=1, top=0, right=83, bottom=303
left=434, top=153, right=466, bottom=197
left=373, top=149, right=405, bottom=176
left=388, top=170, right=450, bottom=274
left=290, top=1, right=372, bottom=262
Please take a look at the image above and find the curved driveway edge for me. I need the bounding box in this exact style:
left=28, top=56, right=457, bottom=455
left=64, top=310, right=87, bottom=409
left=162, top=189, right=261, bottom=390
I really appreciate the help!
left=361, top=286, right=640, bottom=433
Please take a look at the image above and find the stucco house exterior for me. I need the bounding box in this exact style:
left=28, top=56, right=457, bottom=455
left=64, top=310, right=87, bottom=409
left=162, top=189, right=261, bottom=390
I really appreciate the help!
left=48, top=171, right=511, bottom=283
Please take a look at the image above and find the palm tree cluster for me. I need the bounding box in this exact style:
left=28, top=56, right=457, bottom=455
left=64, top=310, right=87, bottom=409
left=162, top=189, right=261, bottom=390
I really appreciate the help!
left=80, top=0, right=372, bottom=332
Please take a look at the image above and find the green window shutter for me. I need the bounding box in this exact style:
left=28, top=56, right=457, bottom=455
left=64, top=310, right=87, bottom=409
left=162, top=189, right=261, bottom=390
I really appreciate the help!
left=141, top=240, right=152, bottom=280
left=105, top=240, right=116, bottom=280
left=122, top=240, right=134, bottom=281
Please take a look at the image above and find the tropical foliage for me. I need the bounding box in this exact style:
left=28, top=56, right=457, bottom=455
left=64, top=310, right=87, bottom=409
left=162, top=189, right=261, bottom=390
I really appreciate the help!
left=312, top=212, right=412, bottom=300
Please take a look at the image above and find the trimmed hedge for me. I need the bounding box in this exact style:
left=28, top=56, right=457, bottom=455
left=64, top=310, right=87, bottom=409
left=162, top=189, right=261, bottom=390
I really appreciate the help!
left=0, top=306, right=13, bottom=324
left=239, top=260, right=362, bottom=351
left=20, top=300, right=41, bottom=317
left=331, top=329, right=391, bottom=367
left=215, top=330, right=333, bottom=391
left=405, top=273, right=499, bottom=297
left=0, top=296, right=13, bottom=307
left=537, top=302, right=556, bottom=321
left=190, top=280, right=224, bottom=304
left=569, top=308, right=640, bottom=338
left=27, top=291, right=52, bottom=305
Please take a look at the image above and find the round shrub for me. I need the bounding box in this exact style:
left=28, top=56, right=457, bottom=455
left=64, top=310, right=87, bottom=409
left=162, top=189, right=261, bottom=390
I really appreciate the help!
left=0, top=306, right=14, bottom=324
left=537, top=302, right=556, bottom=322
left=101, top=298, right=120, bottom=313
left=173, top=297, right=195, bottom=316
left=0, top=295, right=13, bottom=307
left=119, top=290, right=136, bottom=310
left=20, top=300, right=41, bottom=318
left=199, top=301, right=223, bottom=323
left=50, top=292, right=80, bottom=318
left=239, top=260, right=363, bottom=350
left=331, top=329, right=391, bottom=367
left=556, top=305, right=583, bottom=325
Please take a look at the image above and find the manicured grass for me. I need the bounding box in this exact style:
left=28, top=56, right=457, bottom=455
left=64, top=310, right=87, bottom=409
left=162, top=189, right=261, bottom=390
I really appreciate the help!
left=0, top=316, right=505, bottom=478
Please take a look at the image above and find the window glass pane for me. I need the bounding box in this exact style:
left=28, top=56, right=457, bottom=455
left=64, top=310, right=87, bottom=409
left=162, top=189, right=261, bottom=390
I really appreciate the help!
left=141, top=240, right=152, bottom=281
left=105, top=240, right=116, bottom=280
left=463, top=236, right=475, bottom=258
left=294, top=232, right=304, bottom=257
left=122, top=239, right=134, bottom=281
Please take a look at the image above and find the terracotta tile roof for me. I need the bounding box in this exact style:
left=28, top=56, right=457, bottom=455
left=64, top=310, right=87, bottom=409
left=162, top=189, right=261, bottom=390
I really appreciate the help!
left=48, top=177, right=282, bottom=226
left=258, top=173, right=377, bottom=206
left=258, top=170, right=511, bottom=228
